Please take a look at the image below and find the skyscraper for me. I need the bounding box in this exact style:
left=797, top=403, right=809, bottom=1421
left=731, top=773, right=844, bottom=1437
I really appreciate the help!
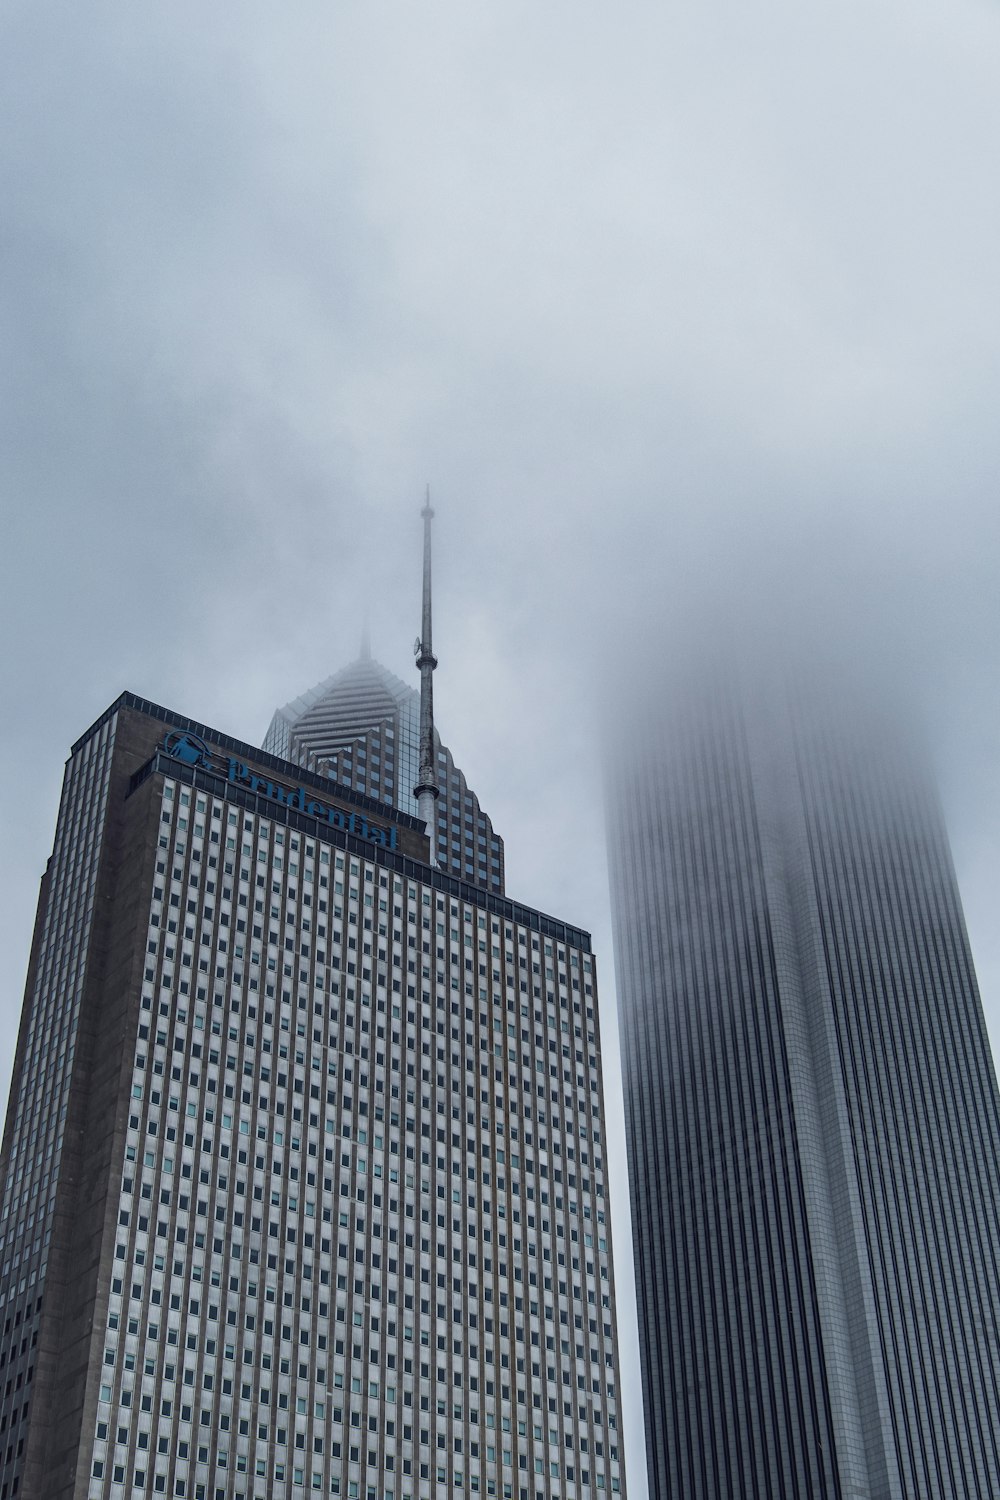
left=0, top=519, right=625, bottom=1500
left=608, top=669, right=1000, bottom=1500
left=264, top=509, right=503, bottom=911
left=263, top=652, right=504, bottom=896
left=0, top=691, right=624, bottom=1500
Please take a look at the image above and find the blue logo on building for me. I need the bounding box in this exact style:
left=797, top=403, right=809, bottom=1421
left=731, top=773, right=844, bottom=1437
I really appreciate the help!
left=159, top=727, right=398, bottom=851
left=164, top=730, right=213, bottom=768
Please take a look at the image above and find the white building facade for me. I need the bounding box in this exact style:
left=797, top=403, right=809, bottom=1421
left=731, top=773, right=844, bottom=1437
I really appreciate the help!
left=0, top=695, right=624, bottom=1500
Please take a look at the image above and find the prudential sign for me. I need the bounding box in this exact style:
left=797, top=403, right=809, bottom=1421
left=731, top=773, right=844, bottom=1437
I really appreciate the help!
left=162, top=729, right=399, bottom=850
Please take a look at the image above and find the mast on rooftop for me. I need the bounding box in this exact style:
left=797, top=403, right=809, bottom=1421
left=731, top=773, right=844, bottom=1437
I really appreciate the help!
left=413, top=489, right=439, bottom=864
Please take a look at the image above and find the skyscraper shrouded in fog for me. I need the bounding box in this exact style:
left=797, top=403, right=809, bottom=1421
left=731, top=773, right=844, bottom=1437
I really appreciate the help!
left=0, top=515, right=625, bottom=1500
left=608, top=667, right=1000, bottom=1500
left=262, top=654, right=504, bottom=898
left=263, top=505, right=505, bottom=914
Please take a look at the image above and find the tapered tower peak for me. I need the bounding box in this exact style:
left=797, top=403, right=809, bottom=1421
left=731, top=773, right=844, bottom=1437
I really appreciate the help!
left=263, top=492, right=505, bottom=891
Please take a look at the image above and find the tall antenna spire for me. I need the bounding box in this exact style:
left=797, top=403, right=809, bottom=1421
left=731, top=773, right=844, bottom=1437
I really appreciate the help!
left=413, top=488, right=439, bottom=864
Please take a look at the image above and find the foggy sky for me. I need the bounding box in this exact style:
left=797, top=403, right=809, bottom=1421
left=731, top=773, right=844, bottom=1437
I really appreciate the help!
left=3, top=3, right=1000, bottom=1494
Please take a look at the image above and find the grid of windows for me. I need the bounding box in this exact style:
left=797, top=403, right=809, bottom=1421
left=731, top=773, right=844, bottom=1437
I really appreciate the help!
left=264, top=658, right=505, bottom=896
left=1, top=697, right=623, bottom=1499
left=88, top=778, right=620, bottom=1498
left=610, top=680, right=1000, bottom=1500
left=0, top=717, right=118, bottom=1500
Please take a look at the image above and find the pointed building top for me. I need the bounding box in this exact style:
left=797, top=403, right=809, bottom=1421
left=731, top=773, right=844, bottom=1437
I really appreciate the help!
left=360, top=616, right=372, bottom=662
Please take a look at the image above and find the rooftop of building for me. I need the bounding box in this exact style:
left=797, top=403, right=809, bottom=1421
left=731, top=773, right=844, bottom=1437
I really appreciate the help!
left=73, top=690, right=589, bottom=951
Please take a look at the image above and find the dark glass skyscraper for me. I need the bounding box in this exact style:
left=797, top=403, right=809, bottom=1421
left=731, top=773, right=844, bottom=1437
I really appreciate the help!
left=608, top=672, right=1000, bottom=1500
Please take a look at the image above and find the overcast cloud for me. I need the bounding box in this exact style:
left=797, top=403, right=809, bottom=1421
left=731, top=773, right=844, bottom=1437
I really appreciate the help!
left=3, top=2, right=1000, bottom=1492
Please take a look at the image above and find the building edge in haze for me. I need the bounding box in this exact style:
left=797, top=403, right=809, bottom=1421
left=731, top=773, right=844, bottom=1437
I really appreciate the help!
left=608, top=666, right=1000, bottom=1500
